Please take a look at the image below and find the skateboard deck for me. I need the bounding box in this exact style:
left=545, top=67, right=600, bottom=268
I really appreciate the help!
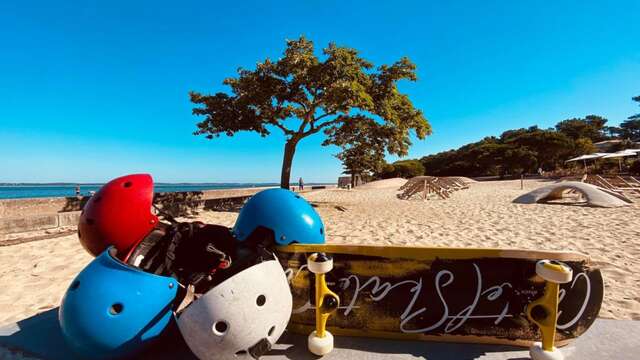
left=276, top=244, right=603, bottom=347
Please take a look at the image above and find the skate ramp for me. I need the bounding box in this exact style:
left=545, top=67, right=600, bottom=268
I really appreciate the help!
left=513, top=181, right=632, bottom=208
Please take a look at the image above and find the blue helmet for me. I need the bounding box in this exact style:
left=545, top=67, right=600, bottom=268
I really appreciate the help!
left=233, top=188, right=325, bottom=245
left=59, top=247, right=178, bottom=359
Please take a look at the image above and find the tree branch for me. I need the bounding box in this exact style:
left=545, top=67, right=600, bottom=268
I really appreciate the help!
left=303, top=117, right=344, bottom=136
left=272, top=122, right=295, bottom=136
left=314, top=111, right=336, bottom=122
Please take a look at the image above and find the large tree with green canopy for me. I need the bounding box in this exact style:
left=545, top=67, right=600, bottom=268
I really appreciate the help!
left=555, top=115, right=608, bottom=142
left=190, top=37, right=431, bottom=188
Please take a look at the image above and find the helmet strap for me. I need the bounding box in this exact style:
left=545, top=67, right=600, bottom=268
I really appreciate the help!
left=175, top=284, right=196, bottom=314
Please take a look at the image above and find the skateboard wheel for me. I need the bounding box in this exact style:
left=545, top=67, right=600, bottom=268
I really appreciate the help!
left=530, top=342, right=564, bottom=360
left=536, top=260, right=572, bottom=284
left=308, top=330, right=334, bottom=356
left=308, top=253, right=333, bottom=274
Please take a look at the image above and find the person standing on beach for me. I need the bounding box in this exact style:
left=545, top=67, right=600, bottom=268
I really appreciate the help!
left=75, top=185, right=81, bottom=196
left=299, top=177, right=304, bottom=191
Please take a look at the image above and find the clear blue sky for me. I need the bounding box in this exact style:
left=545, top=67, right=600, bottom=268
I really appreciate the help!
left=1, top=1, right=638, bottom=183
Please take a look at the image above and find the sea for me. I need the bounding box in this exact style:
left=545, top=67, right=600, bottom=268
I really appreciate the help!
left=0, top=183, right=295, bottom=200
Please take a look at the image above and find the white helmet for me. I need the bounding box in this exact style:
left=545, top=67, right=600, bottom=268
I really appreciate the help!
left=176, top=256, right=292, bottom=359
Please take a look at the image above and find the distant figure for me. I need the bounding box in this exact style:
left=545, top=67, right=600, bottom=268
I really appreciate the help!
left=75, top=185, right=81, bottom=196
left=298, top=177, right=304, bottom=191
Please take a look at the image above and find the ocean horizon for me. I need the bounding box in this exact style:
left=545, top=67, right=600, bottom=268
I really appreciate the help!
left=0, top=182, right=335, bottom=200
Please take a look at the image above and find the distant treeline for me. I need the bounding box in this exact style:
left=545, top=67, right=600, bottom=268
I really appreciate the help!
left=376, top=103, right=640, bottom=179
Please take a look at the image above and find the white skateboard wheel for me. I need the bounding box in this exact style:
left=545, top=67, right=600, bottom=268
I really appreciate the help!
left=530, top=342, right=564, bottom=360
left=308, top=253, right=333, bottom=274
left=308, top=330, right=334, bottom=356
left=536, top=260, right=572, bottom=284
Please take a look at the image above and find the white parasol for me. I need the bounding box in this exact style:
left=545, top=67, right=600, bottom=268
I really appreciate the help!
left=601, top=151, right=638, bottom=172
left=565, top=153, right=609, bottom=170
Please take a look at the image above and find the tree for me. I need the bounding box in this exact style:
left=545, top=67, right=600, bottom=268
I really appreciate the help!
left=555, top=115, right=608, bottom=142
left=376, top=163, right=396, bottom=179
left=390, top=160, right=425, bottom=178
left=502, top=128, right=573, bottom=170
left=630, top=95, right=640, bottom=120
left=503, top=147, right=537, bottom=175
left=190, top=37, right=431, bottom=188
left=420, top=150, right=460, bottom=176
left=418, top=125, right=579, bottom=177
left=573, top=137, right=597, bottom=156
left=607, top=96, right=640, bottom=140
left=334, top=121, right=388, bottom=186
left=615, top=96, right=640, bottom=140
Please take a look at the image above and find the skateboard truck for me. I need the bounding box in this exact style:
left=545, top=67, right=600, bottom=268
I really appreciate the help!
left=307, top=252, right=340, bottom=356
left=527, top=260, right=573, bottom=360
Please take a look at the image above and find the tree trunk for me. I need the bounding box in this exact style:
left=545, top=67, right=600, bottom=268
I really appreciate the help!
left=280, top=138, right=299, bottom=189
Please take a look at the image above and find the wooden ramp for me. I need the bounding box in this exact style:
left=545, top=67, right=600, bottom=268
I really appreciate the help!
left=398, top=176, right=469, bottom=200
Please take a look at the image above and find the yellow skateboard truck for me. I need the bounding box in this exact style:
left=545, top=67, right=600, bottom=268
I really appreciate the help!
left=527, top=260, right=573, bottom=360
left=307, top=252, right=340, bottom=356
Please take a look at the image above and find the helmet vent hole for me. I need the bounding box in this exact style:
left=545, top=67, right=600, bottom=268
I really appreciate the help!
left=294, top=195, right=301, bottom=199
left=70, top=281, right=80, bottom=290
left=93, top=196, right=102, bottom=203
left=77, top=230, right=82, bottom=238
left=86, top=218, right=95, bottom=225
left=213, top=321, right=229, bottom=335
left=320, top=227, right=324, bottom=235
left=235, top=350, right=247, bottom=356
left=123, top=181, right=132, bottom=188
left=256, top=295, right=266, bottom=307
left=268, top=326, right=275, bottom=337
left=109, top=303, right=124, bottom=315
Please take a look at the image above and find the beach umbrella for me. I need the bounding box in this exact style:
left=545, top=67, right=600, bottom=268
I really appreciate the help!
left=601, top=151, right=637, bottom=172
left=565, top=153, right=608, bottom=171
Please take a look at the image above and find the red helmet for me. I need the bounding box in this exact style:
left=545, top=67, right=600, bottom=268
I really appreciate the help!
left=78, top=174, right=158, bottom=257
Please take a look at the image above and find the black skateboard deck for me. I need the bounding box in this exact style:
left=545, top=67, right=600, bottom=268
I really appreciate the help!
left=276, top=244, right=603, bottom=347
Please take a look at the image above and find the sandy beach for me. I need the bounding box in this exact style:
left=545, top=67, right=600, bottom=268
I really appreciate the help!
left=1, top=179, right=639, bottom=332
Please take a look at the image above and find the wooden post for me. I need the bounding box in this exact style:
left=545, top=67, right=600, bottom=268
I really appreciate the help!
left=423, top=180, right=427, bottom=200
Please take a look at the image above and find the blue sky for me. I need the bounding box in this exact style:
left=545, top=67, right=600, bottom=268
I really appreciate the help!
left=1, top=1, right=638, bottom=183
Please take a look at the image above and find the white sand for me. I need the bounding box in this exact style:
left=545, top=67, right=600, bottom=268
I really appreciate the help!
left=359, top=177, right=407, bottom=189
left=0, top=179, right=638, bottom=333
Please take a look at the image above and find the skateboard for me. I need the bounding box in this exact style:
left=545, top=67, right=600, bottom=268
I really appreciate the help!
left=276, top=244, right=603, bottom=351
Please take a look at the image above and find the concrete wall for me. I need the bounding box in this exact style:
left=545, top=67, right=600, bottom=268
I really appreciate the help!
left=0, top=187, right=272, bottom=236
left=0, top=197, right=86, bottom=219
left=0, top=187, right=271, bottom=219
left=0, top=211, right=81, bottom=235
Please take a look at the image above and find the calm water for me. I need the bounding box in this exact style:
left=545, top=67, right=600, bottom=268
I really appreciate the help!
left=0, top=183, right=287, bottom=200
